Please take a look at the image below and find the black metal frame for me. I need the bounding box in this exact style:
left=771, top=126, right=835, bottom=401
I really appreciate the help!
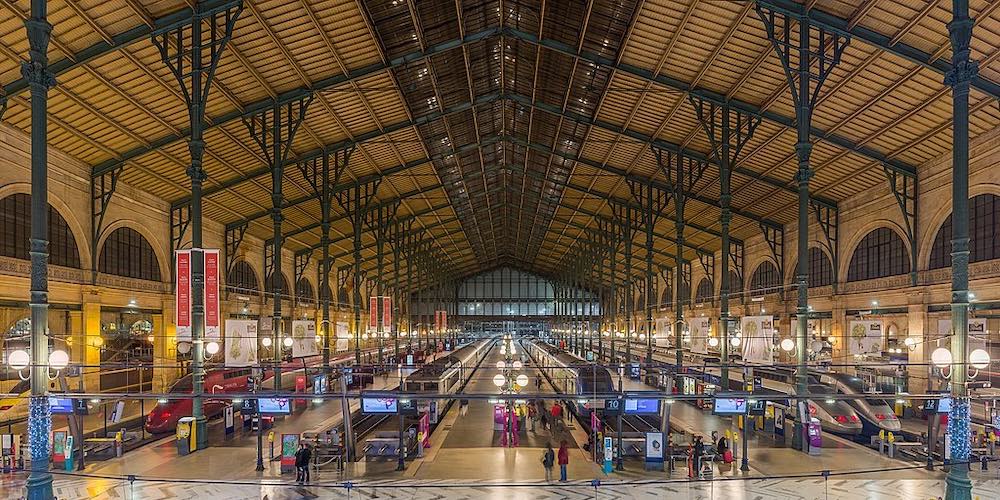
left=883, top=164, right=918, bottom=285
left=90, top=167, right=121, bottom=282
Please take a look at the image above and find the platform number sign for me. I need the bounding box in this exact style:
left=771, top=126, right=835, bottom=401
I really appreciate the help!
left=604, top=398, right=622, bottom=415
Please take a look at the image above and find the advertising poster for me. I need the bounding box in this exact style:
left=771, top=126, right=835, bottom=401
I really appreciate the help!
left=741, top=316, right=775, bottom=364
left=225, top=319, right=259, bottom=367
left=362, top=397, right=397, bottom=414
left=645, top=432, right=663, bottom=461
left=280, top=434, right=299, bottom=473
left=204, top=249, right=221, bottom=341
left=848, top=320, right=883, bottom=355
left=335, top=321, right=349, bottom=352
left=175, top=250, right=192, bottom=343
left=938, top=318, right=988, bottom=353
left=291, top=320, right=318, bottom=358
left=382, top=296, right=392, bottom=330
left=655, top=318, right=671, bottom=347
left=688, top=317, right=711, bottom=354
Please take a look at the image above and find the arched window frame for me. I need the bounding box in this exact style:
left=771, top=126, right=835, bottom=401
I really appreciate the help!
left=804, top=247, right=834, bottom=288
left=0, top=193, right=81, bottom=268
left=929, top=194, right=1000, bottom=269
left=226, top=260, right=260, bottom=296
left=694, top=278, right=714, bottom=304
left=98, top=227, right=160, bottom=281
left=296, top=277, right=314, bottom=304
left=847, top=227, right=910, bottom=282
left=749, top=261, right=780, bottom=297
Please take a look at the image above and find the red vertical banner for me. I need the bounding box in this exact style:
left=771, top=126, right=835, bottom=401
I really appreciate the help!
left=382, top=296, right=391, bottom=329
left=175, top=250, right=192, bottom=342
left=441, top=310, right=447, bottom=331
left=434, top=311, right=440, bottom=333
left=369, top=296, right=378, bottom=330
left=204, top=249, right=220, bottom=341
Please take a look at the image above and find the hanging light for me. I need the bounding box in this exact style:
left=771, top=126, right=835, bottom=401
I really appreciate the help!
left=261, top=337, right=273, bottom=347
left=493, top=374, right=506, bottom=387
left=969, top=349, right=991, bottom=370
left=730, top=337, right=741, bottom=348
left=780, top=338, right=795, bottom=352
left=516, top=374, right=529, bottom=387
left=708, top=337, right=719, bottom=348
left=496, top=361, right=506, bottom=370
left=930, top=347, right=952, bottom=367
left=206, top=341, right=220, bottom=355
left=48, top=350, right=69, bottom=370
left=8, top=350, right=29, bottom=371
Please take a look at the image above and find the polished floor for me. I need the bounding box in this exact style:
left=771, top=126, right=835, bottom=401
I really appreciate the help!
left=3, top=475, right=998, bottom=499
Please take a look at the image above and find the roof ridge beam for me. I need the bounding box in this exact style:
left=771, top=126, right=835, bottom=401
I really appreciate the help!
left=92, top=27, right=502, bottom=178
left=756, top=0, right=1000, bottom=101
left=503, top=26, right=918, bottom=179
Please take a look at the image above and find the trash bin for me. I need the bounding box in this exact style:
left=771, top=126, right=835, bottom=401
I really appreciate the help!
left=176, top=417, right=196, bottom=456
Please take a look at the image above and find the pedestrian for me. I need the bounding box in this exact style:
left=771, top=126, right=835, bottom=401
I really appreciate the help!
left=550, top=402, right=563, bottom=431
left=693, top=435, right=705, bottom=479
left=301, top=443, right=312, bottom=482
left=541, top=442, right=555, bottom=481
left=540, top=406, right=549, bottom=431
left=536, top=375, right=543, bottom=391
left=557, top=439, right=570, bottom=482
left=460, top=398, right=469, bottom=417
left=294, top=443, right=307, bottom=483
left=528, top=401, right=537, bottom=431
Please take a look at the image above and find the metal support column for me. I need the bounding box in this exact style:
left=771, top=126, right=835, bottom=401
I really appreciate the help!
left=365, top=200, right=401, bottom=365
left=945, top=0, right=977, bottom=497
left=690, top=97, right=761, bottom=389
left=628, top=180, right=671, bottom=367
left=24, top=0, right=56, bottom=496
left=756, top=3, right=848, bottom=452
left=153, top=1, right=242, bottom=452
left=245, top=96, right=313, bottom=391
left=334, top=180, right=382, bottom=364
left=300, top=148, right=352, bottom=371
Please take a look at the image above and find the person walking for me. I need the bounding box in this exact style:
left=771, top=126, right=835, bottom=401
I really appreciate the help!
left=460, top=398, right=469, bottom=417
left=550, top=402, right=563, bottom=431
left=693, top=435, right=705, bottom=479
left=294, top=443, right=307, bottom=483
left=541, top=442, right=555, bottom=482
left=557, top=440, right=570, bottom=482
left=527, top=402, right=537, bottom=432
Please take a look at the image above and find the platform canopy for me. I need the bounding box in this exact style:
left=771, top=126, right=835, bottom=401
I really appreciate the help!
left=1, top=0, right=998, bottom=291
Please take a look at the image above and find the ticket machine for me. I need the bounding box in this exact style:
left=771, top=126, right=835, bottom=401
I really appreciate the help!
left=807, top=418, right=822, bottom=455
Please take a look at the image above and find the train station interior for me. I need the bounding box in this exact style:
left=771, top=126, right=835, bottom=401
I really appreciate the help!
left=1, top=0, right=999, bottom=498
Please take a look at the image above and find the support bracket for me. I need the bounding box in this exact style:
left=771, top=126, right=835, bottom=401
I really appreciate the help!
left=812, top=202, right=840, bottom=288
left=698, top=253, right=716, bottom=292
left=337, top=264, right=352, bottom=305
left=680, top=261, right=692, bottom=308
left=171, top=205, right=192, bottom=251
left=294, top=251, right=312, bottom=290
left=754, top=5, right=850, bottom=112
left=730, top=240, right=746, bottom=294
left=688, top=97, right=762, bottom=173
left=263, top=244, right=275, bottom=291
left=760, top=223, right=785, bottom=282
left=883, top=164, right=918, bottom=285
left=225, top=222, right=248, bottom=277
left=90, top=167, right=122, bottom=282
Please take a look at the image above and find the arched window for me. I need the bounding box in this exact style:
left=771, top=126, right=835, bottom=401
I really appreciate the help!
left=847, top=227, right=910, bottom=282
left=695, top=278, right=713, bottom=304
left=99, top=227, right=160, bottom=281
left=0, top=194, right=81, bottom=268
left=660, top=281, right=673, bottom=308
left=678, top=279, right=691, bottom=306
left=265, top=272, right=289, bottom=297
left=337, top=287, right=349, bottom=305
left=296, top=278, right=314, bottom=304
left=723, top=270, right=743, bottom=298
left=749, top=261, right=780, bottom=297
left=929, top=194, right=1000, bottom=269
left=226, top=260, right=259, bottom=295
left=803, top=247, right=833, bottom=287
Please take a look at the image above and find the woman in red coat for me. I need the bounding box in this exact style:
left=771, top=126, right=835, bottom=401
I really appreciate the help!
left=557, top=440, right=569, bottom=482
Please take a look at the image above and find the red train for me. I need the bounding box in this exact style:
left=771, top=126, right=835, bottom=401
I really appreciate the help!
left=144, top=346, right=426, bottom=434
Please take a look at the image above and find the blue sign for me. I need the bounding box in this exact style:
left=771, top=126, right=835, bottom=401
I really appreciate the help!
left=362, top=397, right=398, bottom=414
left=624, top=398, right=660, bottom=414
left=48, top=397, right=74, bottom=414
left=603, top=437, right=613, bottom=473
left=713, top=397, right=748, bottom=415
left=258, top=398, right=291, bottom=414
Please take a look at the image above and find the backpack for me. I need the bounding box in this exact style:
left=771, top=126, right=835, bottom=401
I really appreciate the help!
left=542, top=449, right=554, bottom=467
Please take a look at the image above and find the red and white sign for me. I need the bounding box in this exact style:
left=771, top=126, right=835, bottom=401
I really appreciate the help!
left=369, top=296, right=378, bottom=330
left=204, top=249, right=220, bottom=341
left=434, top=310, right=441, bottom=333
left=175, top=250, right=192, bottom=342
left=382, top=296, right=391, bottom=330
left=441, top=310, right=447, bottom=331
